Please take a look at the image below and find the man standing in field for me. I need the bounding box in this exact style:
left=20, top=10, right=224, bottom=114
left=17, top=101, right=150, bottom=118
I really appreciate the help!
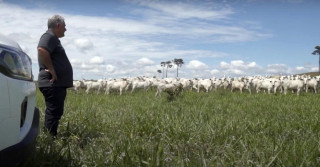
left=37, top=15, right=73, bottom=137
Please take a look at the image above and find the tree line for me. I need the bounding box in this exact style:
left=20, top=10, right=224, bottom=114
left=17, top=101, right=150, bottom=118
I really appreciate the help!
left=158, top=58, right=184, bottom=78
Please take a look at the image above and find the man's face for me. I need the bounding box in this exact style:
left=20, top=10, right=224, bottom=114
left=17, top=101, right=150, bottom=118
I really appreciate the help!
left=57, top=22, right=67, bottom=38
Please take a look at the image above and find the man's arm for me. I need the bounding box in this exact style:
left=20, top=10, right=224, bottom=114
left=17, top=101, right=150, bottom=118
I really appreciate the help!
left=38, top=47, right=57, bottom=83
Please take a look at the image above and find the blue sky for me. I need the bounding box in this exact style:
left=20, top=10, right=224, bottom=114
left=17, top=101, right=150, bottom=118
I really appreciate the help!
left=0, top=0, right=319, bottom=80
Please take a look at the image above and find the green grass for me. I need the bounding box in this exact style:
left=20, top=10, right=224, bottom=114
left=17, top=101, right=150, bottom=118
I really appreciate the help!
left=23, top=88, right=320, bottom=166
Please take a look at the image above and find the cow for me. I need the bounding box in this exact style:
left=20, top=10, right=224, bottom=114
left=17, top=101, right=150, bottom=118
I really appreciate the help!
left=179, top=78, right=193, bottom=91
left=256, top=79, right=276, bottom=94
left=72, top=80, right=85, bottom=92
left=231, top=79, right=251, bottom=94
left=155, top=82, right=183, bottom=97
left=131, top=79, right=153, bottom=93
left=197, top=79, right=213, bottom=93
left=303, top=77, right=319, bottom=93
left=85, top=80, right=106, bottom=94
left=281, top=78, right=304, bottom=96
left=105, top=79, right=129, bottom=95
left=212, top=79, right=222, bottom=91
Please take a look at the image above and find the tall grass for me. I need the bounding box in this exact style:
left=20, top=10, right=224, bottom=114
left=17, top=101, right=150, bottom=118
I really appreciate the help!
left=24, top=88, right=320, bottom=166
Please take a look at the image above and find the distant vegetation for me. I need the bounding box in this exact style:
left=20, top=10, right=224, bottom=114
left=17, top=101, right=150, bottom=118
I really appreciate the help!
left=296, top=72, right=320, bottom=77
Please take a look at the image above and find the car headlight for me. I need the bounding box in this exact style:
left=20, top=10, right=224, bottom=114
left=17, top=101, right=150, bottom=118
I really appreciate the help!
left=0, top=46, right=33, bottom=81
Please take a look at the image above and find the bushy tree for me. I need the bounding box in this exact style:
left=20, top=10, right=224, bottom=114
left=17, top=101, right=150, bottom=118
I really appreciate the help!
left=312, top=46, right=320, bottom=72
left=160, top=62, right=166, bottom=78
left=165, top=61, right=173, bottom=78
left=173, top=58, right=184, bottom=77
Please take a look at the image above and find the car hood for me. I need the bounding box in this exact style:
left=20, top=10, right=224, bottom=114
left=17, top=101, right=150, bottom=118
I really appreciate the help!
left=0, top=34, right=22, bottom=51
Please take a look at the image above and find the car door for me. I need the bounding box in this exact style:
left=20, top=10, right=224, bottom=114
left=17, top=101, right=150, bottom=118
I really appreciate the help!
left=0, top=68, right=17, bottom=151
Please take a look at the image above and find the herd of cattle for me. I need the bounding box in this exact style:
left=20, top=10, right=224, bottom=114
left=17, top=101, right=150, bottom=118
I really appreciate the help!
left=72, top=74, right=320, bottom=96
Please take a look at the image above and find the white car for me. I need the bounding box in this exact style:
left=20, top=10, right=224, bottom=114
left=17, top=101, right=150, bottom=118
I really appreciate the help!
left=0, top=34, right=39, bottom=166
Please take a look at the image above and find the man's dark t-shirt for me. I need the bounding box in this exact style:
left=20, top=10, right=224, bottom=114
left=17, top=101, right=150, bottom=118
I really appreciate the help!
left=37, top=30, right=73, bottom=88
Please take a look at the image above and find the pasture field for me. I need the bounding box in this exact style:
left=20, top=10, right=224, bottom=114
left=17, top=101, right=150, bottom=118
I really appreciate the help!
left=25, top=88, right=320, bottom=166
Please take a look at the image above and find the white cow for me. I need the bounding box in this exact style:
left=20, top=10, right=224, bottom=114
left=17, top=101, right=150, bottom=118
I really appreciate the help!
left=85, top=80, right=106, bottom=94
left=231, top=79, right=251, bottom=94
left=273, top=79, right=282, bottom=94
left=131, top=80, right=153, bottom=93
left=150, top=78, right=164, bottom=88
left=281, top=78, right=304, bottom=95
left=191, top=78, right=199, bottom=91
left=197, top=79, right=213, bottom=93
left=179, top=78, right=193, bottom=91
left=256, top=79, right=275, bottom=94
left=212, top=79, right=223, bottom=91
left=155, top=82, right=182, bottom=97
left=105, top=79, right=129, bottom=95
left=251, top=77, right=261, bottom=91
left=303, top=77, right=318, bottom=93
left=220, top=78, right=231, bottom=90
left=231, top=80, right=245, bottom=93
left=73, top=80, right=84, bottom=92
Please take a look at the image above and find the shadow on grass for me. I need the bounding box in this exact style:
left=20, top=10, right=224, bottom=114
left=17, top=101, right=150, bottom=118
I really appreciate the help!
left=20, top=132, right=82, bottom=167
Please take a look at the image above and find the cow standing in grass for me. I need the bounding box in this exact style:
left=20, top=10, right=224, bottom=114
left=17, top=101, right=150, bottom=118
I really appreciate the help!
left=303, top=77, right=319, bottom=93
left=281, top=78, right=304, bottom=96
left=105, top=79, right=129, bottom=95
left=155, top=82, right=183, bottom=97
left=197, top=79, right=213, bottom=93
left=231, top=79, right=251, bottom=94
left=73, top=80, right=84, bottom=93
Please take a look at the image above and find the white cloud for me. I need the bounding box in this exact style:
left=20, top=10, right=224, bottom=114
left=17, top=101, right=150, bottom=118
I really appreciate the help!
left=186, top=60, right=208, bottom=70
left=70, top=58, right=83, bottom=69
left=218, top=60, right=265, bottom=76
left=74, top=38, right=94, bottom=51
left=143, top=65, right=161, bottom=77
left=311, top=67, right=318, bottom=72
left=220, top=61, right=229, bottom=69
left=137, top=1, right=233, bottom=20
left=210, top=69, right=220, bottom=75
left=88, top=68, right=100, bottom=74
left=230, top=60, right=245, bottom=67
left=229, top=69, right=245, bottom=75
left=296, top=66, right=305, bottom=71
left=248, top=62, right=257, bottom=68
left=267, top=64, right=288, bottom=74
left=220, top=60, right=259, bottom=70
left=136, top=57, right=154, bottom=66
left=89, top=56, right=105, bottom=65
left=70, top=58, right=82, bottom=65
left=80, top=63, right=94, bottom=70
left=106, top=64, right=115, bottom=73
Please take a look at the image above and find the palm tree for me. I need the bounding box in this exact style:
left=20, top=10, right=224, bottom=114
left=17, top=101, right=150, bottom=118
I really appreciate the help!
left=165, top=60, right=173, bottom=78
left=173, top=58, right=184, bottom=77
left=312, top=46, right=320, bottom=72
left=157, top=69, right=162, bottom=78
left=160, top=62, right=166, bottom=78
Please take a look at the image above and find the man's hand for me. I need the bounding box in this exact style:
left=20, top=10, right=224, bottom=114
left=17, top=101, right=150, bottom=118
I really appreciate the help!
left=45, top=69, right=57, bottom=83
left=38, top=47, right=58, bottom=83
